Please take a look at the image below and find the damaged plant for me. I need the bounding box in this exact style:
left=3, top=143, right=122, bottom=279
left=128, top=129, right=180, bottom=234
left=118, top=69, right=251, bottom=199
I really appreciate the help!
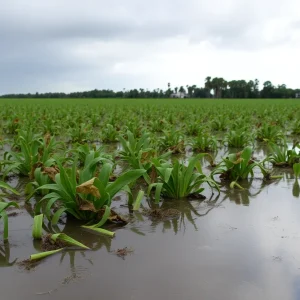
left=36, top=159, right=145, bottom=228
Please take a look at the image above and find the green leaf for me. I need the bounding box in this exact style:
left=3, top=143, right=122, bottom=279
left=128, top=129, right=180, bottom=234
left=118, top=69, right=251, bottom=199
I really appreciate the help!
left=106, top=169, right=146, bottom=198
left=32, top=214, right=44, bottom=239
left=82, top=226, right=115, bottom=237
left=0, top=181, right=20, bottom=195
left=51, top=208, right=68, bottom=225
left=30, top=248, right=64, bottom=261
left=51, top=233, right=90, bottom=250
left=83, top=205, right=110, bottom=228
left=133, top=190, right=145, bottom=211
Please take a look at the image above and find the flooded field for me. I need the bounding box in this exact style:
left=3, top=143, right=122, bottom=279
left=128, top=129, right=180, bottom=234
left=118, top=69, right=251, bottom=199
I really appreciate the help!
left=1, top=150, right=300, bottom=300
left=1, top=99, right=300, bottom=300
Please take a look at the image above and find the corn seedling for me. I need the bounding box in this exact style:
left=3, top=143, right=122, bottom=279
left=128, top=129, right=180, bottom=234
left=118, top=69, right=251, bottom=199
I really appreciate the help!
left=36, top=160, right=145, bottom=225
left=0, top=181, right=19, bottom=241
left=148, top=154, right=219, bottom=202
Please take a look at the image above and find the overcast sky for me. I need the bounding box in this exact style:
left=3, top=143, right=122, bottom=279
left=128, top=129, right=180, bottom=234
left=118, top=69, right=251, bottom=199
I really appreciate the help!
left=1, top=0, right=299, bottom=94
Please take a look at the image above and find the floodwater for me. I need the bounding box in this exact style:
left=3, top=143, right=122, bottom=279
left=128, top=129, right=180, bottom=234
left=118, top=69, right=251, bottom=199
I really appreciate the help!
left=1, top=146, right=300, bottom=300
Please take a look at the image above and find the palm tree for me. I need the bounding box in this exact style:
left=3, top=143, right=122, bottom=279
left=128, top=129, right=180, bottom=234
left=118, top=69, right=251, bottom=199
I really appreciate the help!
left=205, top=77, right=212, bottom=98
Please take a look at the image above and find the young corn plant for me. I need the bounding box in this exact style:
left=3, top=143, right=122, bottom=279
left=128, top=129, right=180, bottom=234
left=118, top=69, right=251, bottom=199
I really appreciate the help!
left=225, top=129, right=253, bottom=148
left=211, top=115, right=228, bottom=131
left=256, top=123, right=285, bottom=144
left=148, top=154, right=219, bottom=202
left=267, top=143, right=300, bottom=167
left=158, top=130, right=185, bottom=154
left=72, top=143, right=113, bottom=166
left=67, top=122, right=93, bottom=143
left=211, top=147, right=274, bottom=188
left=118, top=130, right=171, bottom=184
left=36, top=160, right=145, bottom=226
left=190, top=133, right=218, bottom=152
left=101, top=124, right=119, bottom=143
left=0, top=181, right=19, bottom=241
left=1, top=131, right=62, bottom=179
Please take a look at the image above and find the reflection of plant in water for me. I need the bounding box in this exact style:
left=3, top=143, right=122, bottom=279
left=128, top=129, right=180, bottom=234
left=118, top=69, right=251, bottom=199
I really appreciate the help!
left=140, top=194, right=225, bottom=234
left=0, top=242, right=17, bottom=267
left=220, top=179, right=269, bottom=206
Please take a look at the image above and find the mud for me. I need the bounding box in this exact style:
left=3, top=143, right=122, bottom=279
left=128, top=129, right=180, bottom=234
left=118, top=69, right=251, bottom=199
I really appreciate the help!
left=41, top=234, right=67, bottom=251
left=142, top=208, right=181, bottom=220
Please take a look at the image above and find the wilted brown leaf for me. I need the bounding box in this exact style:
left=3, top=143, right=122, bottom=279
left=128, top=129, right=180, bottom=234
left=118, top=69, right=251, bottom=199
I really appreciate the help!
left=44, top=132, right=51, bottom=147
left=76, top=178, right=100, bottom=198
left=42, top=166, right=59, bottom=181
left=233, top=158, right=243, bottom=164
left=150, top=165, right=157, bottom=183
left=79, top=200, right=97, bottom=212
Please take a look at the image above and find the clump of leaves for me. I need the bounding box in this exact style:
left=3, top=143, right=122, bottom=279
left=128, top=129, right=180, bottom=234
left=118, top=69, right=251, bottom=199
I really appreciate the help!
left=212, top=147, right=272, bottom=185
left=36, top=160, right=145, bottom=226
left=267, top=143, right=300, bottom=167
left=148, top=154, right=219, bottom=202
left=225, top=129, right=253, bottom=148
left=191, top=132, right=217, bottom=152
left=256, top=123, right=285, bottom=144
left=158, top=130, right=185, bottom=154
left=1, top=130, right=61, bottom=179
left=118, top=130, right=171, bottom=183
left=101, top=124, right=119, bottom=143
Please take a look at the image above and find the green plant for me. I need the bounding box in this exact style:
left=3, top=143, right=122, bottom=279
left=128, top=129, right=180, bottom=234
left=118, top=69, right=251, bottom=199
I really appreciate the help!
left=1, top=131, right=61, bottom=179
left=36, top=160, right=145, bottom=225
left=72, top=143, right=112, bottom=166
left=158, top=130, right=185, bottom=154
left=225, top=129, right=253, bottom=148
left=0, top=181, right=19, bottom=241
left=191, top=133, right=217, bottom=152
left=256, top=123, right=285, bottom=144
left=267, top=143, right=300, bottom=167
left=68, top=122, right=93, bottom=143
left=148, top=154, right=219, bottom=202
left=118, top=130, right=171, bottom=183
left=101, top=124, right=119, bottom=142
left=212, top=147, right=272, bottom=184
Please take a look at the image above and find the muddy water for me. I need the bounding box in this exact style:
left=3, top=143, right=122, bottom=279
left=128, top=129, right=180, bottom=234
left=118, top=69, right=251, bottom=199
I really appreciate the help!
left=1, top=143, right=300, bottom=300
left=1, top=174, right=300, bottom=300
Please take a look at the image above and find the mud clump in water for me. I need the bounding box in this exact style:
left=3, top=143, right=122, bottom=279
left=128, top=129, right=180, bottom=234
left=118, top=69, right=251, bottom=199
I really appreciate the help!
left=17, top=259, right=42, bottom=271
left=41, top=234, right=67, bottom=251
left=142, top=208, right=180, bottom=220
left=113, top=247, right=134, bottom=259
left=7, top=211, right=19, bottom=217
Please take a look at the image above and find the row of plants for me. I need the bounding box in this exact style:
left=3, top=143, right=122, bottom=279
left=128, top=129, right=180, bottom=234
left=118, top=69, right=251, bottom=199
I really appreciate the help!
left=1, top=128, right=300, bottom=245
left=1, top=102, right=300, bottom=145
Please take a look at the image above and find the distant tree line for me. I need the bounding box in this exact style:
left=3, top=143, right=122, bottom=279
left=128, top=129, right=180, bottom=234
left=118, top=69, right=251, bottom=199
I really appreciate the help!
left=1, top=77, right=299, bottom=99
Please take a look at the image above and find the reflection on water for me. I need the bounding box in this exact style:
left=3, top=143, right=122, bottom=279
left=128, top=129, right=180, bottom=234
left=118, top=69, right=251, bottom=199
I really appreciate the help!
left=0, top=242, right=17, bottom=267
left=2, top=150, right=300, bottom=299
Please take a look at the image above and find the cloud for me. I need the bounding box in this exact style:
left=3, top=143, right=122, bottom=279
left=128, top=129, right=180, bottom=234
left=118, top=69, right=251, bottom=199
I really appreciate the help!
left=0, top=0, right=300, bottom=94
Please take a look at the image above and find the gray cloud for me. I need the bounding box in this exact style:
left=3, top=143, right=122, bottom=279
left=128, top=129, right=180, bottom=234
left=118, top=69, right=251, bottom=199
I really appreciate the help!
left=0, top=0, right=299, bottom=94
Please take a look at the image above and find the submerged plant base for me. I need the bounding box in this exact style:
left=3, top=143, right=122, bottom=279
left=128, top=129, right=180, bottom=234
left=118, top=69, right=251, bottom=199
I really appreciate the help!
left=41, top=234, right=67, bottom=251
left=98, top=209, right=128, bottom=226
left=142, top=208, right=180, bottom=220
left=17, top=259, right=42, bottom=271
left=187, top=193, right=206, bottom=200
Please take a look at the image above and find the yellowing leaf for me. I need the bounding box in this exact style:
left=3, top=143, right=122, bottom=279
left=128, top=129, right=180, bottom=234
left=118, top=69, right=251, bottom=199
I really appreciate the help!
left=76, top=178, right=100, bottom=198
